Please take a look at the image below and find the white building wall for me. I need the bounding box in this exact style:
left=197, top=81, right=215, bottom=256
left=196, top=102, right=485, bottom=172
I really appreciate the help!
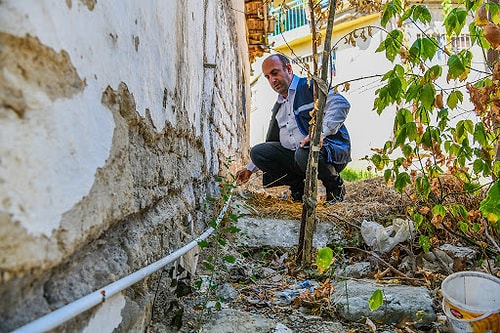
left=0, top=0, right=249, bottom=331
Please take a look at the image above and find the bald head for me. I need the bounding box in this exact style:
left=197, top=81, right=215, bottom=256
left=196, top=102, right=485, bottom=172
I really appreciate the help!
left=262, top=54, right=294, bottom=97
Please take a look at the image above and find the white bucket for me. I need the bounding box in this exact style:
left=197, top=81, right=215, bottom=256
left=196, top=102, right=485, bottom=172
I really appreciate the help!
left=441, top=271, right=500, bottom=333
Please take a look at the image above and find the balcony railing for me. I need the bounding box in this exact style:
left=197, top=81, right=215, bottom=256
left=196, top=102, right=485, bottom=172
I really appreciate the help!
left=270, top=0, right=329, bottom=35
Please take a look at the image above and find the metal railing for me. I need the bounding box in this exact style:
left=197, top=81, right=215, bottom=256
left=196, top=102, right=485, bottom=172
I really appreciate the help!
left=270, top=0, right=329, bottom=35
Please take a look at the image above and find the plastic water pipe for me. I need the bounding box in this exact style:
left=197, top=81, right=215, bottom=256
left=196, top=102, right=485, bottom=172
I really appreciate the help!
left=12, top=192, right=233, bottom=333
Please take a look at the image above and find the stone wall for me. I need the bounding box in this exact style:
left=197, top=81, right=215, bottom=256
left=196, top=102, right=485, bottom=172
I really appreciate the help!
left=0, top=0, right=249, bottom=331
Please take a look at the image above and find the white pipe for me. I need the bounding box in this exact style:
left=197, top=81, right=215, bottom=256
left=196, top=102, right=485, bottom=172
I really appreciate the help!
left=12, top=193, right=233, bottom=333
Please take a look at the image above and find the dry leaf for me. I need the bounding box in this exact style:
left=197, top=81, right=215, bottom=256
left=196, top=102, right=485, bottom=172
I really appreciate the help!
left=483, top=22, right=500, bottom=50
left=365, top=317, right=377, bottom=333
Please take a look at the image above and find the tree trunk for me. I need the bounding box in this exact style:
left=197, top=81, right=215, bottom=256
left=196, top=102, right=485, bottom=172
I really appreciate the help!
left=297, top=0, right=337, bottom=266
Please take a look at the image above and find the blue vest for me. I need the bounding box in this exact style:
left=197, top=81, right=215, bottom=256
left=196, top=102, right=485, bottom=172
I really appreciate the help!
left=266, top=77, right=351, bottom=164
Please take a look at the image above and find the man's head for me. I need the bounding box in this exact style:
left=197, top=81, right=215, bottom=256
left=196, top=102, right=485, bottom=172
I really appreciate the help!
left=262, top=54, right=294, bottom=97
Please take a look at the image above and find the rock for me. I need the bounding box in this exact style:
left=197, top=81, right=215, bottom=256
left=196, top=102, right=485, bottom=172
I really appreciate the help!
left=335, top=261, right=371, bottom=278
left=236, top=217, right=345, bottom=248
left=201, top=309, right=276, bottom=333
left=439, top=244, right=477, bottom=270
left=273, top=323, right=293, bottom=333
left=218, top=283, right=237, bottom=301
left=332, top=280, right=436, bottom=327
left=417, top=249, right=454, bottom=274
left=397, top=255, right=415, bottom=273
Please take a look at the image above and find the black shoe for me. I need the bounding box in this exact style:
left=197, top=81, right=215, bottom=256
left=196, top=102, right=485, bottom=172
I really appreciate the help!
left=290, top=183, right=304, bottom=202
left=291, top=189, right=304, bottom=202
left=325, top=183, right=346, bottom=204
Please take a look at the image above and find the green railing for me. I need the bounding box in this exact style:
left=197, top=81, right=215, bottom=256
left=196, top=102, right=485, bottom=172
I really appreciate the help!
left=270, top=0, right=329, bottom=35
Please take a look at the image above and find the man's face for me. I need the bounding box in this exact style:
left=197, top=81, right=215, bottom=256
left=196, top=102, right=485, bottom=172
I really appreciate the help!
left=262, top=56, right=293, bottom=97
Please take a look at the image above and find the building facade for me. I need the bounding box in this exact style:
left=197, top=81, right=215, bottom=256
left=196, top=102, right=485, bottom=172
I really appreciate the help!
left=0, top=1, right=250, bottom=331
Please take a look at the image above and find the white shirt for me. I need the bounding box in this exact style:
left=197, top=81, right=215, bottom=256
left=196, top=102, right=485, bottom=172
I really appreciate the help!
left=275, top=75, right=306, bottom=151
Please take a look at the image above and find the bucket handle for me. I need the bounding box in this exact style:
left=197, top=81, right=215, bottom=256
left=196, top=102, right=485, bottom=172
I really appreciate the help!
left=442, top=299, right=493, bottom=323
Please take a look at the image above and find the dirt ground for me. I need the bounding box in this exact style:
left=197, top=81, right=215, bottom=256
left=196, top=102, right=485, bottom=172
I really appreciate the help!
left=148, top=175, right=500, bottom=333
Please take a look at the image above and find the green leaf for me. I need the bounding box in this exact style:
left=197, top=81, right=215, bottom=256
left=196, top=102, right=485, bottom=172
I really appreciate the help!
left=448, top=50, right=472, bottom=81
left=203, top=261, right=215, bottom=271
left=464, top=119, right=474, bottom=134
left=402, top=144, right=413, bottom=158
left=432, top=204, right=446, bottom=218
left=412, top=5, right=432, bottom=24
left=494, top=161, right=500, bottom=178
left=369, top=289, right=384, bottom=311
left=226, top=226, right=241, bottom=233
left=424, top=65, right=442, bottom=82
left=464, top=181, right=481, bottom=194
left=416, top=176, right=431, bottom=198
left=447, top=90, right=463, bottom=109
left=413, top=213, right=424, bottom=231
left=223, top=255, right=236, bottom=264
left=419, top=235, right=431, bottom=253
left=394, top=172, right=411, bottom=193
left=410, top=38, right=438, bottom=62
left=395, top=126, right=407, bottom=146
left=381, top=0, right=403, bottom=27
left=480, top=181, right=500, bottom=224
left=384, top=169, right=392, bottom=183
left=194, top=279, right=203, bottom=289
left=416, top=106, right=431, bottom=124
left=388, top=77, right=403, bottom=99
left=394, top=108, right=413, bottom=130
left=371, top=154, right=387, bottom=171
left=458, top=221, right=468, bottom=233
left=456, top=120, right=471, bottom=144
left=421, top=84, right=436, bottom=110
left=447, top=55, right=466, bottom=80
left=473, top=122, right=487, bottom=146
left=316, top=247, right=334, bottom=273
left=473, top=159, right=485, bottom=174
left=383, top=29, right=404, bottom=62
left=444, top=8, right=467, bottom=36
left=451, top=204, right=469, bottom=220
left=198, top=239, right=209, bottom=249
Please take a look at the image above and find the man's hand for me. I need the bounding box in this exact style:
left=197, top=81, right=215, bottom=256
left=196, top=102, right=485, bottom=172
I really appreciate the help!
left=235, top=169, right=252, bottom=185
left=300, top=135, right=324, bottom=148
left=299, top=135, right=311, bottom=148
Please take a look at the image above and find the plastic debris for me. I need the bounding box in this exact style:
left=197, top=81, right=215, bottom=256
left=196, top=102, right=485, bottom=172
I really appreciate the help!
left=276, top=280, right=319, bottom=304
left=361, top=218, right=414, bottom=253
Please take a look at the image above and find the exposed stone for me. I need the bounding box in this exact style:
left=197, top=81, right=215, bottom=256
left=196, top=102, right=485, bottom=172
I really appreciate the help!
left=0, top=32, right=85, bottom=118
left=439, top=244, right=478, bottom=270
left=236, top=217, right=345, bottom=249
left=202, top=309, right=276, bottom=333
left=335, top=261, right=372, bottom=278
left=332, top=280, right=436, bottom=328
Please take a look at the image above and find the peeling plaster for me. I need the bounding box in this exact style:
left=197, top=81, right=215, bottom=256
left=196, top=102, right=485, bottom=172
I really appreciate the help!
left=0, top=32, right=85, bottom=117
left=83, top=292, right=126, bottom=332
left=80, top=0, right=96, bottom=11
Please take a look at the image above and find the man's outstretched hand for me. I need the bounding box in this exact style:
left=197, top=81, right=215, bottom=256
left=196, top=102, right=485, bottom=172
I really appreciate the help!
left=235, top=169, right=252, bottom=185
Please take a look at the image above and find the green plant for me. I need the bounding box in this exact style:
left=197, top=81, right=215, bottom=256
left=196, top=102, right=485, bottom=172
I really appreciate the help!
left=368, top=289, right=384, bottom=311
left=370, top=0, right=500, bottom=254
left=192, top=160, right=243, bottom=329
left=340, top=167, right=378, bottom=182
